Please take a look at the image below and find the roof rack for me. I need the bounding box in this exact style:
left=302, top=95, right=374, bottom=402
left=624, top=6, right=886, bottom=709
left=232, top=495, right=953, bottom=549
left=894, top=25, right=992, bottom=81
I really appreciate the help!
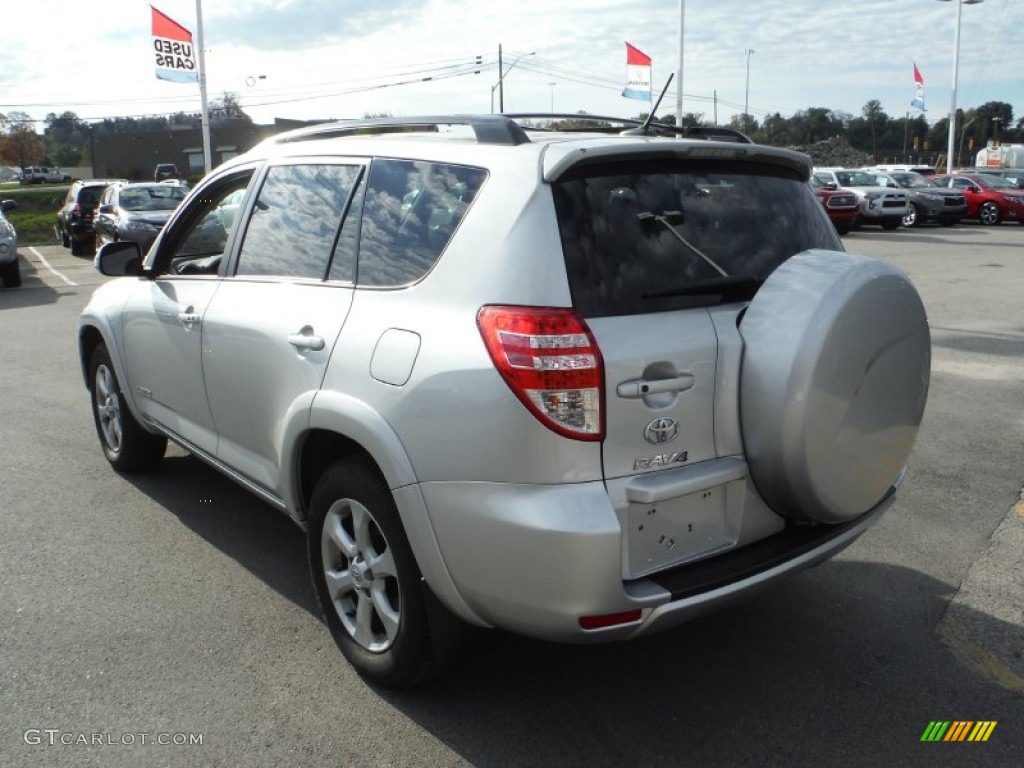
left=502, top=114, right=753, bottom=144
left=271, top=115, right=532, bottom=146
left=269, top=114, right=753, bottom=147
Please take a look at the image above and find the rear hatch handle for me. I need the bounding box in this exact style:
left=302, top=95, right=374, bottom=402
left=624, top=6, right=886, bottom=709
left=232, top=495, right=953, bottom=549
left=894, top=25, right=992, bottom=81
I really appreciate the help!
left=616, top=374, right=695, bottom=398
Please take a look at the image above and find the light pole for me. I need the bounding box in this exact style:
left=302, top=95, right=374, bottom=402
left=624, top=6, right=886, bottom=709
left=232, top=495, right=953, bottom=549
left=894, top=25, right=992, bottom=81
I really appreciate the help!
left=992, top=116, right=1002, bottom=143
left=959, top=116, right=976, bottom=168
left=548, top=82, right=556, bottom=113
left=743, top=49, right=755, bottom=134
left=492, top=46, right=535, bottom=113
left=939, top=0, right=984, bottom=171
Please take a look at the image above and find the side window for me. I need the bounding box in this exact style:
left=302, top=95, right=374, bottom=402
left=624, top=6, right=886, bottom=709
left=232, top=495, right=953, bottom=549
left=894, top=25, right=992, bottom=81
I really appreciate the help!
left=235, top=163, right=360, bottom=280
left=158, top=171, right=254, bottom=274
left=356, top=158, right=486, bottom=287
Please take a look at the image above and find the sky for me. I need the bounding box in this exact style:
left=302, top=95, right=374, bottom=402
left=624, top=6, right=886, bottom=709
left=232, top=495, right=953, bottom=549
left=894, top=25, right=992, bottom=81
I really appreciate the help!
left=3, top=0, right=1023, bottom=132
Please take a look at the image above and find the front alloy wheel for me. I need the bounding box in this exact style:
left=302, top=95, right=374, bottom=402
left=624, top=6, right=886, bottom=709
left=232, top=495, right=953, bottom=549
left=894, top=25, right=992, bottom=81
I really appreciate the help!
left=88, top=344, right=166, bottom=472
left=902, top=203, right=919, bottom=228
left=979, top=201, right=1001, bottom=225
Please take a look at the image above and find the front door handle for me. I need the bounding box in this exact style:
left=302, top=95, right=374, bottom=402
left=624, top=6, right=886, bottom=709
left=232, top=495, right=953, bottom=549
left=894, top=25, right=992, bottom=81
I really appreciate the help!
left=616, top=374, right=695, bottom=398
left=178, top=306, right=201, bottom=326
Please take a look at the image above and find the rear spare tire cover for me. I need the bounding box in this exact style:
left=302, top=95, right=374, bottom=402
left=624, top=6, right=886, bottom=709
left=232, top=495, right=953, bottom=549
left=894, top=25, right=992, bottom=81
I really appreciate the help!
left=739, top=249, right=930, bottom=524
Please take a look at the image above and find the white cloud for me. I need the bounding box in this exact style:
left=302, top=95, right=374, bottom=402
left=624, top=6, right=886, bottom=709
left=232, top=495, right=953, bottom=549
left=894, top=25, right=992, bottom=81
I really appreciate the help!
left=2, top=0, right=1021, bottom=129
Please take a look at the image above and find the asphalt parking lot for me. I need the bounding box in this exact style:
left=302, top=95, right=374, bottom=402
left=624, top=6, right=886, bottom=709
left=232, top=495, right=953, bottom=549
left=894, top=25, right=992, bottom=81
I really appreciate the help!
left=1, top=227, right=1021, bottom=768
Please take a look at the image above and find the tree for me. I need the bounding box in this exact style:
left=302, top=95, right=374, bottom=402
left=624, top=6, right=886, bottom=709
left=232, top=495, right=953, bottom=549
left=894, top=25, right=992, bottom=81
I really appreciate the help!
left=209, top=91, right=251, bottom=123
left=860, top=99, right=887, bottom=160
left=0, top=125, right=47, bottom=170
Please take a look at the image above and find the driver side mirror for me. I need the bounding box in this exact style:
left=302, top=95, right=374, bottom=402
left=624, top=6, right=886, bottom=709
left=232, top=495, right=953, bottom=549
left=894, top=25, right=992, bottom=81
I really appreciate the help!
left=95, top=240, right=143, bottom=277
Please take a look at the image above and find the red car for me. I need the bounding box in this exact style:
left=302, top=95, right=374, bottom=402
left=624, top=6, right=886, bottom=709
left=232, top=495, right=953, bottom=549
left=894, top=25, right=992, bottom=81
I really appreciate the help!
left=929, top=173, right=1024, bottom=225
left=810, top=177, right=859, bottom=234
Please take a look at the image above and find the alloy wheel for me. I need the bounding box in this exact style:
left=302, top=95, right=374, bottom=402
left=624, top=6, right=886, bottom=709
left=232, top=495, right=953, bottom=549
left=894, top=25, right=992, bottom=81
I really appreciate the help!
left=320, top=497, right=401, bottom=652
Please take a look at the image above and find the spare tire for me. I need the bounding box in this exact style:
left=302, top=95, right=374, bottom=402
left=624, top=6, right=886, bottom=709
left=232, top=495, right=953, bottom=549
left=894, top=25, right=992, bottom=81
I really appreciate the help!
left=739, top=249, right=930, bottom=524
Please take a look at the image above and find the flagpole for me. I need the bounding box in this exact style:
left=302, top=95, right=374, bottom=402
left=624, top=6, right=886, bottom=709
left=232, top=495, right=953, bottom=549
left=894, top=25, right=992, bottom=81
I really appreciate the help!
left=195, top=0, right=212, bottom=174
left=676, top=0, right=684, bottom=127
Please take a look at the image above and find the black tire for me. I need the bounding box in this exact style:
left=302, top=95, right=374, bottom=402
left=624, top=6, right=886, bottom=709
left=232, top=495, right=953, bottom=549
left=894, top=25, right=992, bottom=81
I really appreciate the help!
left=308, top=459, right=438, bottom=689
left=61, top=227, right=70, bottom=248
left=902, top=203, right=919, bottom=228
left=88, top=345, right=166, bottom=472
left=835, top=223, right=852, bottom=236
left=979, top=202, right=1001, bottom=226
left=70, top=238, right=83, bottom=256
left=881, top=219, right=901, bottom=231
left=0, top=257, right=21, bottom=288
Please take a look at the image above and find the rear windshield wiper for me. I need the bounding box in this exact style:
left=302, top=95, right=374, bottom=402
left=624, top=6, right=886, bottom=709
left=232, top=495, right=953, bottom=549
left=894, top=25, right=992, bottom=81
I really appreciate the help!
left=642, top=273, right=762, bottom=301
left=636, top=211, right=729, bottom=277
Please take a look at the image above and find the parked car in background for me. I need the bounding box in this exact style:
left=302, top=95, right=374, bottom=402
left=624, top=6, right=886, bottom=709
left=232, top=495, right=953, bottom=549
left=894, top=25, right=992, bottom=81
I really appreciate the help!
left=20, top=166, right=71, bottom=184
left=154, top=163, right=180, bottom=182
left=959, top=167, right=1024, bottom=189
left=80, top=115, right=931, bottom=688
left=93, top=182, right=187, bottom=253
left=0, top=199, right=19, bottom=287
left=810, top=176, right=859, bottom=234
left=861, top=170, right=965, bottom=227
left=930, top=172, right=1024, bottom=225
left=58, top=180, right=123, bottom=256
left=812, top=169, right=909, bottom=230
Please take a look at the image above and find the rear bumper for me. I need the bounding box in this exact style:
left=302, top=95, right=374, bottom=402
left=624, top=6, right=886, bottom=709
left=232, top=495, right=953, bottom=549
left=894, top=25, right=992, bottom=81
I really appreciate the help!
left=421, top=478, right=895, bottom=642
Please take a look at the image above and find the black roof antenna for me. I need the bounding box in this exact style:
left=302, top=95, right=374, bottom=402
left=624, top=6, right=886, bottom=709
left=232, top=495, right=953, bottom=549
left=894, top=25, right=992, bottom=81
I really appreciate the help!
left=620, top=73, right=674, bottom=136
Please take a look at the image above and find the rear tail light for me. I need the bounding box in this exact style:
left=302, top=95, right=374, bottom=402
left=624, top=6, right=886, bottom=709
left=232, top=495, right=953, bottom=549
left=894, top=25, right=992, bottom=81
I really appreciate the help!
left=477, top=305, right=604, bottom=441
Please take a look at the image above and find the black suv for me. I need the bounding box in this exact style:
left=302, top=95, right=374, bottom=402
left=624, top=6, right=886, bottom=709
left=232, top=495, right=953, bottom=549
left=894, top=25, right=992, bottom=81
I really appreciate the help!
left=154, top=163, right=179, bottom=182
left=57, top=180, right=120, bottom=256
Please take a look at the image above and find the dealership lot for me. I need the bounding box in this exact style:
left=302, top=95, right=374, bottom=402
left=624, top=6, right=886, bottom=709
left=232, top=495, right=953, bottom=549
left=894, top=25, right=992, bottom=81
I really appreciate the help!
left=1, top=229, right=1021, bottom=767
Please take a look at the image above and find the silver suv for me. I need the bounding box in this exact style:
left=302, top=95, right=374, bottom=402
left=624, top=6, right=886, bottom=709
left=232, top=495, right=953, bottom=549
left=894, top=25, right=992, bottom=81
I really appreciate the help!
left=80, top=116, right=931, bottom=688
left=813, top=168, right=910, bottom=230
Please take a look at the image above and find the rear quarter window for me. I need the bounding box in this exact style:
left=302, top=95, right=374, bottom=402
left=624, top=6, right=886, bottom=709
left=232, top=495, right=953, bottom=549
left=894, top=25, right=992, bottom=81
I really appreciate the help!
left=355, top=158, right=486, bottom=287
left=552, top=159, right=840, bottom=317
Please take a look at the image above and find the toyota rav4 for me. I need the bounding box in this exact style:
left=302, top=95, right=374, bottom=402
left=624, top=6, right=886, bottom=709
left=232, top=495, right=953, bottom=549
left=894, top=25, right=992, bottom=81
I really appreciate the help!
left=80, top=115, right=931, bottom=688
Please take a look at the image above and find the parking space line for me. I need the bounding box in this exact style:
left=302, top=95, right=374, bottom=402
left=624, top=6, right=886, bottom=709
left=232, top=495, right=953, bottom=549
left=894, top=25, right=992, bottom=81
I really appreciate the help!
left=28, top=246, right=79, bottom=287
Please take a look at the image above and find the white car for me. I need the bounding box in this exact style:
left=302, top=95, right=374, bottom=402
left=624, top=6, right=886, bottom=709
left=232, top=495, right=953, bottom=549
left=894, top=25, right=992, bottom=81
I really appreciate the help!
left=0, top=199, right=19, bottom=287
left=813, top=168, right=910, bottom=230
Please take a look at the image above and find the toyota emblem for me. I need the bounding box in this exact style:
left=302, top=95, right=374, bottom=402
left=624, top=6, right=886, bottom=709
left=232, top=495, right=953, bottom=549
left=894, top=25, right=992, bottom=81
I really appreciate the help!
left=643, top=417, right=679, bottom=445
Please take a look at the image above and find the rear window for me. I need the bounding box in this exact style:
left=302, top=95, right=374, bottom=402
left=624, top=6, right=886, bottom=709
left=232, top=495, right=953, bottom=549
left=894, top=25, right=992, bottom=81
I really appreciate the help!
left=552, top=159, right=840, bottom=317
left=77, top=186, right=105, bottom=205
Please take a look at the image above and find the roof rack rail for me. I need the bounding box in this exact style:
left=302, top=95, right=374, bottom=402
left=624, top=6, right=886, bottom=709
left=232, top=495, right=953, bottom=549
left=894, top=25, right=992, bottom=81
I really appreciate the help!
left=501, top=114, right=753, bottom=144
left=271, top=115, right=532, bottom=146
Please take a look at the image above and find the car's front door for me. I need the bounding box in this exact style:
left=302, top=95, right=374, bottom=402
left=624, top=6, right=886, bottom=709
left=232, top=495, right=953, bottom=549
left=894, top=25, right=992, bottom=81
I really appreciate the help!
left=199, top=160, right=364, bottom=495
left=120, top=170, right=257, bottom=455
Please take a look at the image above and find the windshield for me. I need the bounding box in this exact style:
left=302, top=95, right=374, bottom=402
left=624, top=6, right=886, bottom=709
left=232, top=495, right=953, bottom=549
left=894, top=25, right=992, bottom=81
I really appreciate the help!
left=834, top=171, right=881, bottom=187
left=888, top=173, right=939, bottom=188
left=118, top=185, right=186, bottom=212
left=974, top=174, right=1017, bottom=190
left=552, top=159, right=840, bottom=317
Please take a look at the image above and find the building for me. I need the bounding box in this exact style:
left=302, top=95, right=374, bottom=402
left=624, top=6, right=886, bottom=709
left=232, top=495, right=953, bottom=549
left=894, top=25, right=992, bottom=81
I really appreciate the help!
left=90, top=118, right=320, bottom=181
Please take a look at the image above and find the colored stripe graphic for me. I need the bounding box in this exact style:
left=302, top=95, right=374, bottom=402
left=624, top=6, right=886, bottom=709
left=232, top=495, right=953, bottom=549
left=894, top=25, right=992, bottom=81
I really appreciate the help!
left=921, top=720, right=996, bottom=742
left=944, top=721, right=972, bottom=741
left=968, top=722, right=997, bottom=742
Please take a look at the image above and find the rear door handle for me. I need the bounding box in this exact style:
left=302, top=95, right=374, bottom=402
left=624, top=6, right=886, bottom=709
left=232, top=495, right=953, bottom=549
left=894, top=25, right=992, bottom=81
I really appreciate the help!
left=288, top=326, right=325, bottom=351
left=616, top=374, right=695, bottom=398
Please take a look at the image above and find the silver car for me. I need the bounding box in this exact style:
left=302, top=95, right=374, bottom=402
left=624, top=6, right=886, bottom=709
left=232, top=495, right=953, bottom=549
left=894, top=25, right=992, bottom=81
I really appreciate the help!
left=80, top=116, right=931, bottom=688
left=0, top=199, right=19, bottom=287
left=813, top=168, right=910, bottom=230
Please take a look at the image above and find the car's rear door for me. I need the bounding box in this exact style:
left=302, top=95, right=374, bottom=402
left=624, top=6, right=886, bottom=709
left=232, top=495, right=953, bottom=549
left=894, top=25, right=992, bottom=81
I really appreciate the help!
left=199, top=160, right=365, bottom=495
left=550, top=154, right=844, bottom=578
